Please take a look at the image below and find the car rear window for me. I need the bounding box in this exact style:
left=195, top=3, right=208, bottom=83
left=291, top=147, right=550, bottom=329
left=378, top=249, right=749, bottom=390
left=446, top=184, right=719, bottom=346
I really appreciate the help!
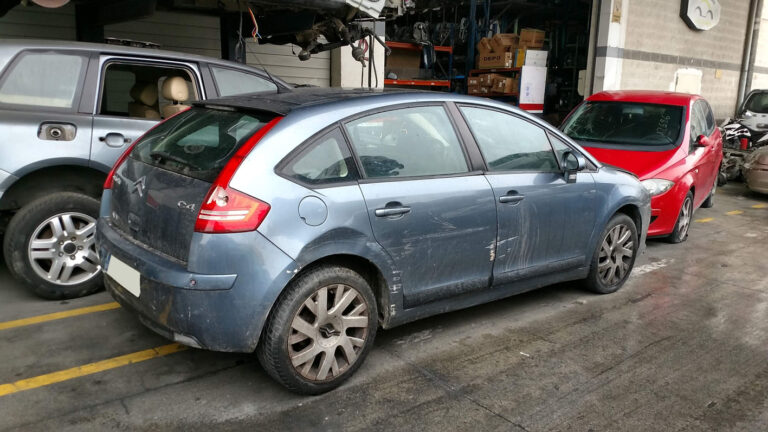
left=130, top=107, right=275, bottom=182
left=562, top=101, right=684, bottom=146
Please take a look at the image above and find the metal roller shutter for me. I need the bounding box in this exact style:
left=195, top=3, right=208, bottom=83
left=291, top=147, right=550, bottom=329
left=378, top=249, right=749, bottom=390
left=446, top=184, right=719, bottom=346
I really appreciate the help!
left=0, top=6, right=329, bottom=88
left=104, top=11, right=221, bottom=59
left=0, top=4, right=76, bottom=40
left=246, top=41, right=330, bottom=88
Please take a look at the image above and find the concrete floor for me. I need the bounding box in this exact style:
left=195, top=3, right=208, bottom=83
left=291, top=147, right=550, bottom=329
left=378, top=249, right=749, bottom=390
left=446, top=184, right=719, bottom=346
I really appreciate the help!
left=0, top=183, right=767, bottom=432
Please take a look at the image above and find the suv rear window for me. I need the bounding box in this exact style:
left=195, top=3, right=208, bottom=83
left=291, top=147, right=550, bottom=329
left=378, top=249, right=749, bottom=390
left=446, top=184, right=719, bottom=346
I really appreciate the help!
left=562, top=101, right=684, bottom=146
left=130, top=107, right=275, bottom=182
left=0, top=51, right=86, bottom=108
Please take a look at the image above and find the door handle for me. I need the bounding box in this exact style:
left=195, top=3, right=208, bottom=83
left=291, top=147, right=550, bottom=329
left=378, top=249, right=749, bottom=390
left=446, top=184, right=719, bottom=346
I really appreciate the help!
left=499, top=193, right=525, bottom=204
left=375, top=206, right=411, bottom=217
left=99, top=132, right=131, bottom=148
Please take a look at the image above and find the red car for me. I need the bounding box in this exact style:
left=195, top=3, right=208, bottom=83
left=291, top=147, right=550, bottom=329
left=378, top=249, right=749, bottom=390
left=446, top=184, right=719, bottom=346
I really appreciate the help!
left=561, top=91, right=722, bottom=242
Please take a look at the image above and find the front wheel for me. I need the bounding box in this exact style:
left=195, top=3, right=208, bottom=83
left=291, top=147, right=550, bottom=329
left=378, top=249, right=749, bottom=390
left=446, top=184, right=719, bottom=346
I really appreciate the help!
left=257, top=265, right=378, bottom=395
left=3, top=193, right=102, bottom=299
left=583, top=213, right=639, bottom=294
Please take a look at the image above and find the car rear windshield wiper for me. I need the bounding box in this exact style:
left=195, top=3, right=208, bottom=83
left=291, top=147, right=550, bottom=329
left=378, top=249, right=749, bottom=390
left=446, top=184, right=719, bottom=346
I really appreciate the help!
left=149, top=151, right=201, bottom=170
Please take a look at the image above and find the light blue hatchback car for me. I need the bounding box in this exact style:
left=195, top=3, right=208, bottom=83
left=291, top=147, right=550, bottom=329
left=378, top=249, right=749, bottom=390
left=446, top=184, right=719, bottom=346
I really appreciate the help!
left=96, top=88, right=650, bottom=394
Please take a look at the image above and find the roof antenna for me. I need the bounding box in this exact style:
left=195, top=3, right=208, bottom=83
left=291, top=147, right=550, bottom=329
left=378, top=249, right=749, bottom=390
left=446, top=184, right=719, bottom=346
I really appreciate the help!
left=242, top=4, right=283, bottom=93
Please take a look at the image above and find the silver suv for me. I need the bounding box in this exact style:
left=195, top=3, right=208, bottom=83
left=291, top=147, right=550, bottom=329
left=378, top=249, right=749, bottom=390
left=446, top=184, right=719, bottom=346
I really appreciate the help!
left=0, top=39, right=288, bottom=299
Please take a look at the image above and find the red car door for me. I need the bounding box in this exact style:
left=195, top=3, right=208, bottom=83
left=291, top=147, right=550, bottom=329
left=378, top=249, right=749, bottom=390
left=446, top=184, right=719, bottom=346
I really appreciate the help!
left=689, top=100, right=720, bottom=206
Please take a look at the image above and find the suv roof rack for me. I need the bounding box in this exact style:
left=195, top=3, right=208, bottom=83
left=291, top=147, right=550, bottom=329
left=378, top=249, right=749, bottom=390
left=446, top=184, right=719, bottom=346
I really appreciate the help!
left=104, top=37, right=160, bottom=49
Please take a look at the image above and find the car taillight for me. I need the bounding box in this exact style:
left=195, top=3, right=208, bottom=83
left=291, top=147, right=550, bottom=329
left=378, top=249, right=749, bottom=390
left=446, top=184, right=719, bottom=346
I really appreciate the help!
left=103, top=107, right=192, bottom=190
left=194, top=116, right=283, bottom=234
left=103, top=142, right=136, bottom=190
left=194, top=186, right=271, bottom=233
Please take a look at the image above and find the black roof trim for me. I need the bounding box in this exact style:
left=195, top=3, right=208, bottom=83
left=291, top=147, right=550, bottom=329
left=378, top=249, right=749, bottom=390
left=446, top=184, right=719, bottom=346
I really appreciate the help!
left=192, top=87, right=420, bottom=116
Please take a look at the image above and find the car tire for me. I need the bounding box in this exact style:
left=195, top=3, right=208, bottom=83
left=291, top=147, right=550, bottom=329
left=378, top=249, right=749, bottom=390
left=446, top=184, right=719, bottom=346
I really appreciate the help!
left=3, top=192, right=102, bottom=300
left=583, top=213, right=639, bottom=294
left=667, top=191, right=694, bottom=244
left=701, top=182, right=716, bottom=208
left=257, top=265, right=378, bottom=395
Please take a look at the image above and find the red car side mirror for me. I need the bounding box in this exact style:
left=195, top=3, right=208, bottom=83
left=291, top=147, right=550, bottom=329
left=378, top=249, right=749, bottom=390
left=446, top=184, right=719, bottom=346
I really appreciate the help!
left=696, top=134, right=710, bottom=147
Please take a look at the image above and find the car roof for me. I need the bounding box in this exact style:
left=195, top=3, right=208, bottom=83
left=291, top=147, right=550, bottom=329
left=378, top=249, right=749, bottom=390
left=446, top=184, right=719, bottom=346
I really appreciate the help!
left=587, top=90, right=698, bottom=106
left=0, top=39, right=288, bottom=85
left=195, top=88, right=433, bottom=116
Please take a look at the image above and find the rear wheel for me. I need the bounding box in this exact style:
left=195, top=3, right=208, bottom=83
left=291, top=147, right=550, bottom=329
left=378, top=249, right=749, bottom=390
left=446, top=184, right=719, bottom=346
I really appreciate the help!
left=3, top=193, right=102, bottom=299
left=667, top=191, right=694, bottom=244
left=257, top=265, right=377, bottom=395
left=583, top=213, right=638, bottom=294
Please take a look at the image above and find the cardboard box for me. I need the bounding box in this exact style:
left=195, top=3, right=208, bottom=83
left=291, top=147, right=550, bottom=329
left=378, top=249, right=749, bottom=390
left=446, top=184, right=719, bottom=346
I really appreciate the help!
left=514, top=49, right=548, bottom=68
left=386, top=49, right=421, bottom=80
left=477, top=37, right=493, bottom=55
left=491, top=77, right=519, bottom=95
left=479, top=73, right=504, bottom=86
left=477, top=52, right=514, bottom=69
left=524, top=49, right=548, bottom=67
left=491, top=33, right=519, bottom=53
left=467, top=85, right=490, bottom=96
left=467, top=76, right=481, bottom=86
left=520, top=28, right=545, bottom=49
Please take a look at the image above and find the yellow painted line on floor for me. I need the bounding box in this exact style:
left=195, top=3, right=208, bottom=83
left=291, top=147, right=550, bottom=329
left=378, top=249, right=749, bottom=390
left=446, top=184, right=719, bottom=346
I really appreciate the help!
left=752, top=204, right=767, bottom=209
left=0, top=343, right=187, bottom=397
left=695, top=217, right=714, bottom=223
left=0, top=302, right=121, bottom=331
left=726, top=210, right=744, bottom=215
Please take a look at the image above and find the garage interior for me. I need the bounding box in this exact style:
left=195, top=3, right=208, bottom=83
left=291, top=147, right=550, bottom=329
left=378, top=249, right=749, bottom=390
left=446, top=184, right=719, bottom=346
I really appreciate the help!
left=0, top=0, right=768, bottom=430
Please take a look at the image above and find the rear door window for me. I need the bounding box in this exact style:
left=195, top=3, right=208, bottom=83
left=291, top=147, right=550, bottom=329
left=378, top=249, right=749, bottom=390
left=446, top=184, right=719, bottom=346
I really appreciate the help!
left=131, top=107, right=275, bottom=182
left=282, top=129, right=356, bottom=186
left=344, top=106, right=469, bottom=179
left=460, top=107, right=559, bottom=172
left=99, top=62, right=199, bottom=119
left=0, top=51, right=86, bottom=109
left=211, top=66, right=277, bottom=96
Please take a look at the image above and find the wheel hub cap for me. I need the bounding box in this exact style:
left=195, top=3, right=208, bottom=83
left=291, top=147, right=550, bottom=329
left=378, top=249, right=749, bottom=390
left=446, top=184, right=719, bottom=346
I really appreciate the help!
left=28, top=212, right=101, bottom=286
left=288, top=284, right=369, bottom=381
left=597, top=223, right=635, bottom=286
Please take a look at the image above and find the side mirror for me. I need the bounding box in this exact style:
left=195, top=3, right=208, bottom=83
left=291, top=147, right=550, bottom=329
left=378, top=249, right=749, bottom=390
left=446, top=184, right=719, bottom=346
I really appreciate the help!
left=695, top=134, right=710, bottom=147
left=562, top=151, right=586, bottom=183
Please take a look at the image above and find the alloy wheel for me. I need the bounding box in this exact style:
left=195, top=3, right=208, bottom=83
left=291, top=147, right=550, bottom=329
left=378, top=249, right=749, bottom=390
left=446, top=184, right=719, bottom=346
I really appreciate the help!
left=27, top=212, right=100, bottom=286
left=597, top=223, right=635, bottom=286
left=678, top=196, right=693, bottom=239
left=288, top=284, right=370, bottom=381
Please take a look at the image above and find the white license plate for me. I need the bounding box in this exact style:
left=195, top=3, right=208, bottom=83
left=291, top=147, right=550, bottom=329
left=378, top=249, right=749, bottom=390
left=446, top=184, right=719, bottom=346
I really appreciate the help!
left=106, top=255, right=141, bottom=297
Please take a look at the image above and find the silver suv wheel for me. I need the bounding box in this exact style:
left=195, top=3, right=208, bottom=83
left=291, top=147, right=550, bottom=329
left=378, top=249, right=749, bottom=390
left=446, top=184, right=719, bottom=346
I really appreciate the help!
left=27, top=212, right=100, bottom=286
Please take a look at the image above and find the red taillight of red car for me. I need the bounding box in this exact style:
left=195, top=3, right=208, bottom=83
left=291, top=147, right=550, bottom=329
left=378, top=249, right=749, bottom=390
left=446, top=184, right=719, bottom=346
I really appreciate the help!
left=194, top=116, right=283, bottom=234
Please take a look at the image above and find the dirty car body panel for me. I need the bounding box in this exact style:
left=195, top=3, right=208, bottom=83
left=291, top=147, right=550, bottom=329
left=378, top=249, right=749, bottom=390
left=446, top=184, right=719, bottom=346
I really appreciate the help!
left=97, top=89, right=650, bottom=353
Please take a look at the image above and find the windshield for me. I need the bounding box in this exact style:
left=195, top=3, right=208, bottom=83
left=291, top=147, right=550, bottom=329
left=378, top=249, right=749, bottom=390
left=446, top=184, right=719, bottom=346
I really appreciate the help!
left=744, top=92, right=768, bottom=114
left=131, top=107, right=275, bottom=182
left=562, top=101, right=684, bottom=146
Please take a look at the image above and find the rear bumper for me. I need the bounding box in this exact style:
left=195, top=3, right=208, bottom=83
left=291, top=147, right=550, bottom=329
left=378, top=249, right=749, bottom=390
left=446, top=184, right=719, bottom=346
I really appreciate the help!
left=97, top=216, right=297, bottom=353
